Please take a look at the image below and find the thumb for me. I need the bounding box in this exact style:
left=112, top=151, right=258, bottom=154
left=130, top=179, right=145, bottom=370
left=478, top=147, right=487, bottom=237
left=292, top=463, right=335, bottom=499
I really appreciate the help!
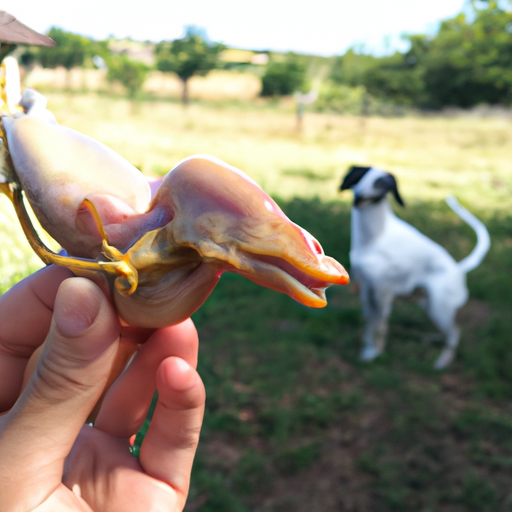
left=0, top=277, right=120, bottom=487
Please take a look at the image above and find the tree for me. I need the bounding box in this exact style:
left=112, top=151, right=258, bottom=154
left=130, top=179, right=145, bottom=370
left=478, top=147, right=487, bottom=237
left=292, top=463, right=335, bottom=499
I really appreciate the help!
left=335, top=1, right=512, bottom=109
left=36, top=27, right=93, bottom=70
left=155, top=27, right=224, bottom=104
left=106, top=54, right=149, bottom=98
left=330, top=49, right=377, bottom=87
left=27, top=27, right=100, bottom=89
left=363, top=51, right=426, bottom=106
left=420, top=4, right=512, bottom=108
left=260, top=53, right=308, bottom=96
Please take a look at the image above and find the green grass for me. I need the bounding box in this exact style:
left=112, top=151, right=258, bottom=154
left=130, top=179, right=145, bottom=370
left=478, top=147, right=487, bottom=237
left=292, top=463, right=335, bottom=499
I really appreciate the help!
left=179, top=197, right=512, bottom=512
left=1, top=94, right=512, bottom=511
left=0, top=196, right=44, bottom=294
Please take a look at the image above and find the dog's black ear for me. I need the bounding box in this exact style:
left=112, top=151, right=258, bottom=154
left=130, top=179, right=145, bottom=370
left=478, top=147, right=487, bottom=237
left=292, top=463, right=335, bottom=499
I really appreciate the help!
left=374, top=174, right=405, bottom=207
left=340, top=165, right=371, bottom=191
left=392, top=184, right=405, bottom=207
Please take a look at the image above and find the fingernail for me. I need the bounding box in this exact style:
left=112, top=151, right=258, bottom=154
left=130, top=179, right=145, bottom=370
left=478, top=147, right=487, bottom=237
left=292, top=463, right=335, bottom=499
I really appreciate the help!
left=56, top=307, right=94, bottom=337
left=54, top=281, right=100, bottom=338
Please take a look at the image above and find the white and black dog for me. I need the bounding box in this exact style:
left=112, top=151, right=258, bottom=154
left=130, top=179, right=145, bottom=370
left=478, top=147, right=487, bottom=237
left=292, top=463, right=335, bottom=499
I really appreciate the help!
left=340, top=165, right=490, bottom=369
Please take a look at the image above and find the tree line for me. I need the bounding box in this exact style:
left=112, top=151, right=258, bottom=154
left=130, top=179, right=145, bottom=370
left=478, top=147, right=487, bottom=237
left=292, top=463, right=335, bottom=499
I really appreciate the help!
left=19, top=25, right=226, bottom=102
left=328, top=0, right=512, bottom=110
left=14, top=1, right=512, bottom=110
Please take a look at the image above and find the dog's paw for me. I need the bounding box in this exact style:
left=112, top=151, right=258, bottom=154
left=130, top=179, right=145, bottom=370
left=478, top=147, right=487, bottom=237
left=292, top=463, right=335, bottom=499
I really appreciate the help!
left=433, top=348, right=455, bottom=370
left=360, top=347, right=381, bottom=361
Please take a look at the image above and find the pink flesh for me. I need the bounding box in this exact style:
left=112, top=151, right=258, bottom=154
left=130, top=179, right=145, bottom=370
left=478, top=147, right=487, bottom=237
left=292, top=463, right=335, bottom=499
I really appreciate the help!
left=75, top=194, right=172, bottom=254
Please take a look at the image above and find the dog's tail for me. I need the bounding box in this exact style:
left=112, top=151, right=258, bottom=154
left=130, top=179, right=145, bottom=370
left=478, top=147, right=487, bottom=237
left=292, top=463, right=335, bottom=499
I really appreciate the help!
left=445, top=195, right=490, bottom=273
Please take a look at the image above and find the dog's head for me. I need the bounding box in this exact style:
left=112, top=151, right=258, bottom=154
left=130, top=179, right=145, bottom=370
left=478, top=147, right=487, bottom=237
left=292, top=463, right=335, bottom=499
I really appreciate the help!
left=339, top=165, right=405, bottom=208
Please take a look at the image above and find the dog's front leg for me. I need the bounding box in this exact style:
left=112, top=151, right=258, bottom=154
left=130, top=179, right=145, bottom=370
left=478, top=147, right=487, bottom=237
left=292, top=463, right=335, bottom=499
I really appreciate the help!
left=360, top=282, right=394, bottom=361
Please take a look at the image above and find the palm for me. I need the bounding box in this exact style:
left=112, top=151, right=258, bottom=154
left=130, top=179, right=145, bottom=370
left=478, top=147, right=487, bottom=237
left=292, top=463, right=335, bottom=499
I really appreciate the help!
left=58, top=426, right=181, bottom=511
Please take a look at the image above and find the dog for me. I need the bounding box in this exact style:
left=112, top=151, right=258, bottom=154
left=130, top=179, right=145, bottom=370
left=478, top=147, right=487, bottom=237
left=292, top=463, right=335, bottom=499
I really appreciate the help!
left=340, top=165, right=490, bottom=369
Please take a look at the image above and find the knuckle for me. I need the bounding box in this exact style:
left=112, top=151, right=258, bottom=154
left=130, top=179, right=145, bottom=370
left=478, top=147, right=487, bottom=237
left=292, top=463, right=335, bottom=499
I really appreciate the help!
left=31, top=352, right=94, bottom=404
left=168, top=424, right=202, bottom=451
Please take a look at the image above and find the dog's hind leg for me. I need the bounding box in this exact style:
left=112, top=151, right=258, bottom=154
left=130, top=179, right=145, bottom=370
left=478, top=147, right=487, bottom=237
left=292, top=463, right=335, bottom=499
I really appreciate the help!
left=360, top=283, right=394, bottom=361
left=434, top=328, right=459, bottom=369
left=426, top=299, right=460, bottom=369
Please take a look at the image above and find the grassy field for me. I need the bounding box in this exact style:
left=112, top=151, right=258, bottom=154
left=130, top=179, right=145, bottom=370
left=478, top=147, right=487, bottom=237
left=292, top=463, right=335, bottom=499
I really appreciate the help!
left=1, top=93, right=512, bottom=511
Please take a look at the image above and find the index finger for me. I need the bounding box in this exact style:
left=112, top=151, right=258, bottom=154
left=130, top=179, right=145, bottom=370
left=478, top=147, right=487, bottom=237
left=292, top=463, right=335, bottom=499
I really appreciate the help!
left=0, top=265, right=72, bottom=412
left=95, top=318, right=199, bottom=437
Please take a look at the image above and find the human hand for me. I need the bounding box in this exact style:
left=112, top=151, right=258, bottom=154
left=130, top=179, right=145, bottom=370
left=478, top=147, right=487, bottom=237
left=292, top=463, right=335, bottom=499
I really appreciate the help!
left=0, top=266, right=205, bottom=511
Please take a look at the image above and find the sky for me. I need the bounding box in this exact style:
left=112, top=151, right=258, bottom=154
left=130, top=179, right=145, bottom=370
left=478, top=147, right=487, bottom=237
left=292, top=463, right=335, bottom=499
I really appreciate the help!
left=2, top=0, right=469, bottom=56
